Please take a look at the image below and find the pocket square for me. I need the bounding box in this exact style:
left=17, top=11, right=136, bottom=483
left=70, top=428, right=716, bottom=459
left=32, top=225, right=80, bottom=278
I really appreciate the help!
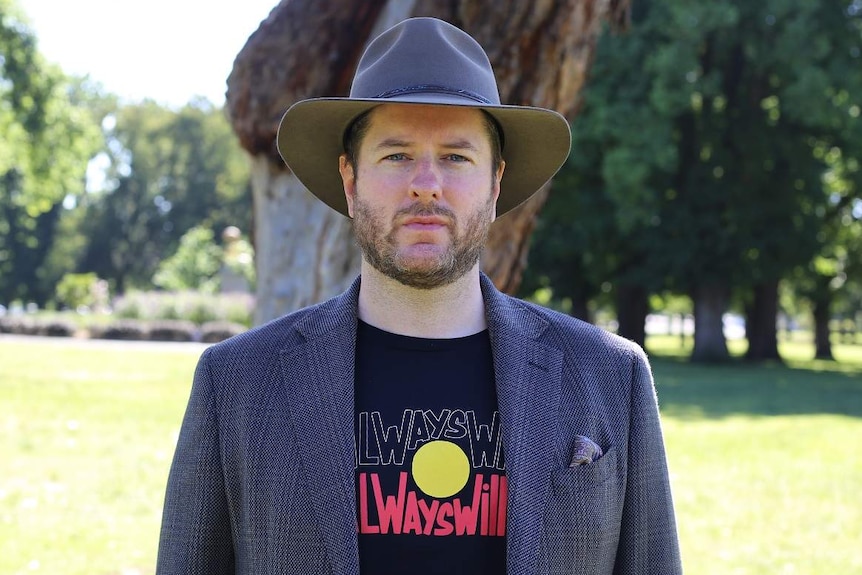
left=569, top=435, right=603, bottom=467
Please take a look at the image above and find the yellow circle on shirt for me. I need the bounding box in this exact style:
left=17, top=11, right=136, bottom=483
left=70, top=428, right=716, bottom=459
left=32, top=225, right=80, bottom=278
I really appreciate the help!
left=412, top=440, right=470, bottom=498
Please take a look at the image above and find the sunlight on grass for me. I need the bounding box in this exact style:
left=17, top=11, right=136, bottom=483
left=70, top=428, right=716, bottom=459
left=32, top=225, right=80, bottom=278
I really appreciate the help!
left=0, top=339, right=203, bottom=575
left=647, top=336, right=862, bottom=574
left=2, top=335, right=861, bottom=574
left=647, top=333, right=862, bottom=370
left=663, top=415, right=862, bottom=574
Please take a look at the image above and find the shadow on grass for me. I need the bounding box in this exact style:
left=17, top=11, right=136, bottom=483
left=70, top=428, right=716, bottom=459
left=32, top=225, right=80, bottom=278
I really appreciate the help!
left=650, top=356, right=862, bottom=420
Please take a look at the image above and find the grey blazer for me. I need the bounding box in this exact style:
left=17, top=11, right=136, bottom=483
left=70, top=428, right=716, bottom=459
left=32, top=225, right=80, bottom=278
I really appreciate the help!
left=157, top=275, right=682, bottom=574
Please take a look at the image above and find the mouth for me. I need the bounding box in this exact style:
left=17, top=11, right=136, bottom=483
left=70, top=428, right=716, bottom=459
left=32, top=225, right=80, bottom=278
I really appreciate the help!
left=401, top=216, right=450, bottom=231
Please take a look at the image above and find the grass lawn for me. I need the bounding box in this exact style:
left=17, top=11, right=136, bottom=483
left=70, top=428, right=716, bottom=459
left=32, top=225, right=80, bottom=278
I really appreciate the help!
left=647, top=339, right=862, bottom=574
left=0, top=338, right=205, bottom=575
left=1, top=334, right=860, bottom=574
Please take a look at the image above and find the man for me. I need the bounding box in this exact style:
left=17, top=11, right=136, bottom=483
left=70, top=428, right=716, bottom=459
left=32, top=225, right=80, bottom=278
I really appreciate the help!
left=157, top=17, right=682, bottom=575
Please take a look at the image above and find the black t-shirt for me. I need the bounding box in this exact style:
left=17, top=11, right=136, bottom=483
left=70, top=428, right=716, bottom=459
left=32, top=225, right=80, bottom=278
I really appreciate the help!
left=354, top=320, right=507, bottom=574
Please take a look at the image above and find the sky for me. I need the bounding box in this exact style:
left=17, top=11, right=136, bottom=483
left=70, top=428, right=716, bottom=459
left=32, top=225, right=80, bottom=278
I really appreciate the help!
left=18, top=0, right=280, bottom=107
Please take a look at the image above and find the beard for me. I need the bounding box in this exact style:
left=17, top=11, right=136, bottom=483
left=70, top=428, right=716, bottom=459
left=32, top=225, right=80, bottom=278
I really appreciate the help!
left=352, top=192, right=494, bottom=290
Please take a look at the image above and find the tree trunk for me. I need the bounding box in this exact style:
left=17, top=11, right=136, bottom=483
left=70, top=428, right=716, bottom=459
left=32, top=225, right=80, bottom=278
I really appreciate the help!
left=813, top=297, right=834, bottom=360
left=745, top=280, right=782, bottom=362
left=569, top=293, right=592, bottom=324
left=691, top=282, right=730, bottom=362
left=482, top=189, right=548, bottom=294
left=616, top=283, right=648, bottom=347
left=227, top=0, right=629, bottom=322
left=228, top=1, right=414, bottom=324
left=249, top=157, right=361, bottom=324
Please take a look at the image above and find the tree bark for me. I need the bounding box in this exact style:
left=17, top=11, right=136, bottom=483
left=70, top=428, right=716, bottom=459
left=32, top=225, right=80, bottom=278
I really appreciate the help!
left=745, top=280, right=782, bottom=362
left=616, top=283, right=648, bottom=347
left=813, top=297, right=834, bottom=360
left=691, top=282, right=730, bottom=362
left=227, top=1, right=413, bottom=324
left=227, top=0, right=629, bottom=322
left=248, top=156, right=361, bottom=324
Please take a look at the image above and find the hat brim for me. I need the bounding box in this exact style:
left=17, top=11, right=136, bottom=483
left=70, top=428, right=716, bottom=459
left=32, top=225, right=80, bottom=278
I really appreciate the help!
left=276, top=95, right=571, bottom=218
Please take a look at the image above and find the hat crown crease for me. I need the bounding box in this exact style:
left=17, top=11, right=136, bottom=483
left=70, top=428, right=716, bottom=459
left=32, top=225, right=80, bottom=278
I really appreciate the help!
left=349, top=18, right=500, bottom=106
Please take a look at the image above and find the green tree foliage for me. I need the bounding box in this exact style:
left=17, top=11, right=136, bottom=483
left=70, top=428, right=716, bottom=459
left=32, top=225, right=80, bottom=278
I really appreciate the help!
left=791, top=148, right=862, bottom=357
left=153, top=225, right=223, bottom=294
left=526, top=0, right=862, bottom=360
left=55, top=272, right=104, bottom=310
left=77, top=99, right=252, bottom=293
left=1, top=1, right=251, bottom=305
left=0, top=0, right=103, bottom=304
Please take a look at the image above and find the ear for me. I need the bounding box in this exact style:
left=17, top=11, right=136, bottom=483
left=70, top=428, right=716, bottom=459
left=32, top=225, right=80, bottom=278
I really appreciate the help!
left=339, top=154, right=356, bottom=218
left=490, top=159, right=505, bottom=222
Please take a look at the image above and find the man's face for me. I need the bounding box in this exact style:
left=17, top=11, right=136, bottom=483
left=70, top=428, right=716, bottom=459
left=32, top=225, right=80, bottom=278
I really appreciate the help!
left=339, top=104, right=504, bottom=289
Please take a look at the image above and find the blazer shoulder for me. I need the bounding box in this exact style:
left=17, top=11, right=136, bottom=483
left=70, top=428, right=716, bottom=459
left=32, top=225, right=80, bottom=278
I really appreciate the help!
left=509, top=295, right=645, bottom=361
left=204, top=281, right=360, bottom=361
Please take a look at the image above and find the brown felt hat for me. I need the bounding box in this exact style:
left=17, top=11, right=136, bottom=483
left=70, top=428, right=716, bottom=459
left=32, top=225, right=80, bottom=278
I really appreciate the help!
left=276, top=17, right=571, bottom=218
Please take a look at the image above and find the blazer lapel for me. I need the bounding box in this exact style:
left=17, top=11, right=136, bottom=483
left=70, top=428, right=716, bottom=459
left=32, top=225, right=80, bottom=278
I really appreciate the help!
left=279, top=281, right=361, bottom=575
left=275, top=275, right=562, bottom=574
left=482, top=275, right=563, bottom=575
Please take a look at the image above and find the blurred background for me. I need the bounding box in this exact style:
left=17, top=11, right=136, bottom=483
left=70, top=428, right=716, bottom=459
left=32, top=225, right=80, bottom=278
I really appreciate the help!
left=1, top=1, right=860, bottom=573
left=0, top=0, right=859, bottom=359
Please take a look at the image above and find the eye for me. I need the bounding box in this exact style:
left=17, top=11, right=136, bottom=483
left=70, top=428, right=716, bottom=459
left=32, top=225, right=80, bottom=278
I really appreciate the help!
left=384, top=153, right=409, bottom=161
left=445, top=154, right=469, bottom=162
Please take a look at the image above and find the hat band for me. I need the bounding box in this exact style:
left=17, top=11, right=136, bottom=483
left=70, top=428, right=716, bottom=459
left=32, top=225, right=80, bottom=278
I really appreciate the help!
left=371, top=84, right=493, bottom=104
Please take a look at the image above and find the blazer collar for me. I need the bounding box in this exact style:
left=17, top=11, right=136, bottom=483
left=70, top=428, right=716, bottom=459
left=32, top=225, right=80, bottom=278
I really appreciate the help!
left=282, top=275, right=562, bottom=575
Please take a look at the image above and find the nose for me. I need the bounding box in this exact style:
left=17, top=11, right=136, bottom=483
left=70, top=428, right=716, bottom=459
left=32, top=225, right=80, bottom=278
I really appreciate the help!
left=408, top=159, right=442, bottom=202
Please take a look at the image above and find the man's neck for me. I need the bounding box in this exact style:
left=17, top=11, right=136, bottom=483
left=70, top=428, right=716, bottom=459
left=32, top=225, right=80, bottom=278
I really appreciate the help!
left=357, top=263, right=487, bottom=338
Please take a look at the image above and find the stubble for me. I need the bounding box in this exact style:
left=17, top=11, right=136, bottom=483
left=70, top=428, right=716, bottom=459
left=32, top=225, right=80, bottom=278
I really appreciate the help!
left=352, top=193, right=494, bottom=290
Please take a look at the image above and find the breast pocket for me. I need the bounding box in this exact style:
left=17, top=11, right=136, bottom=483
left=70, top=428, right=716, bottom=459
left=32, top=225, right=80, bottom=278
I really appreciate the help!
left=538, top=447, right=623, bottom=574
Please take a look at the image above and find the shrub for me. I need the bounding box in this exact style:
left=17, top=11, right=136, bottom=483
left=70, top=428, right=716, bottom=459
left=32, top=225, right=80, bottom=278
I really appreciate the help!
left=219, top=293, right=255, bottom=327
left=92, top=320, right=150, bottom=341
left=153, top=225, right=223, bottom=294
left=114, top=292, right=168, bottom=320
left=200, top=321, right=248, bottom=343
left=0, top=317, right=45, bottom=335
left=0, top=316, right=27, bottom=334
left=180, top=294, right=220, bottom=325
left=56, top=273, right=108, bottom=310
left=37, top=319, right=77, bottom=337
left=113, top=291, right=254, bottom=327
left=148, top=320, right=197, bottom=342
